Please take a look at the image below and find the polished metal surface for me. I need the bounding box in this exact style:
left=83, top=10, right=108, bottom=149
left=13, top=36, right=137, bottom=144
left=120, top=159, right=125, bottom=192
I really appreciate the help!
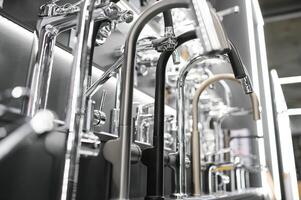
left=176, top=55, right=230, bottom=196
left=39, top=1, right=80, bottom=17
left=239, top=76, right=253, bottom=94
left=25, top=13, right=77, bottom=117
left=60, top=1, right=97, bottom=199
left=85, top=55, right=123, bottom=97
left=0, top=13, right=177, bottom=200
left=0, top=0, right=274, bottom=199
left=208, top=165, right=217, bottom=194
left=102, top=1, right=191, bottom=199
left=176, top=55, right=206, bottom=197
left=25, top=2, right=130, bottom=118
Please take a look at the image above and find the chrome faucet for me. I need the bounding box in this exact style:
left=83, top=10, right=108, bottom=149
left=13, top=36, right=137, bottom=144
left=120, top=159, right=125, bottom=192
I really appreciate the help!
left=102, top=1, right=191, bottom=199
left=24, top=1, right=132, bottom=118
left=24, top=0, right=79, bottom=117
left=24, top=2, right=132, bottom=198
left=102, top=0, right=243, bottom=199
left=60, top=1, right=98, bottom=200
left=176, top=55, right=231, bottom=196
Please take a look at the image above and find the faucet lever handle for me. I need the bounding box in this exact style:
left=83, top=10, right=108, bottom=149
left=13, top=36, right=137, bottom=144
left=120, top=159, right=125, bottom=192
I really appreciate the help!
left=93, top=90, right=107, bottom=127
left=99, top=89, right=107, bottom=111
left=217, top=6, right=240, bottom=20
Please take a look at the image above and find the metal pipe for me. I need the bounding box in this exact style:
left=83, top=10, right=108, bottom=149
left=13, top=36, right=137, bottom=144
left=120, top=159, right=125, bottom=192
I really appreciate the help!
left=102, top=1, right=191, bottom=199
left=87, top=20, right=103, bottom=87
left=241, top=167, right=246, bottom=189
left=236, top=166, right=242, bottom=191
left=24, top=14, right=78, bottom=117
left=114, top=67, right=122, bottom=110
left=85, top=55, right=124, bottom=97
left=60, top=0, right=97, bottom=200
left=177, top=55, right=205, bottom=197
left=110, top=67, right=122, bottom=135
left=208, top=165, right=217, bottom=194
left=191, top=73, right=260, bottom=196
left=203, top=66, right=232, bottom=107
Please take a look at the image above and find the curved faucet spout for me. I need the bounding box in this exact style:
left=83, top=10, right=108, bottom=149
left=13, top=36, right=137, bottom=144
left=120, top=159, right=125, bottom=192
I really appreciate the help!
left=102, top=1, right=191, bottom=199
left=191, top=73, right=260, bottom=196
left=176, top=55, right=231, bottom=195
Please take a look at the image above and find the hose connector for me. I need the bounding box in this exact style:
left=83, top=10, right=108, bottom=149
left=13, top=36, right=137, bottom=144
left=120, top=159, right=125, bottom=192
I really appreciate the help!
left=152, top=26, right=177, bottom=52
left=239, top=76, right=253, bottom=94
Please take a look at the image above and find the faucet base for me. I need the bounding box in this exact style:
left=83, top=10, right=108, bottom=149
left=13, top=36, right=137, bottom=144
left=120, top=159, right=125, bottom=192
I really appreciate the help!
left=170, top=193, right=188, bottom=199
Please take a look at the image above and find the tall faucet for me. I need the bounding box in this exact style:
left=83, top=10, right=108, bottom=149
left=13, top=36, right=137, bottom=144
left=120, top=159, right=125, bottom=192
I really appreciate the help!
left=102, top=1, right=191, bottom=199
left=176, top=55, right=233, bottom=196
left=24, top=0, right=80, bottom=117
left=63, top=2, right=133, bottom=200
left=23, top=2, right=132, bottom=198
left=24, top=0, right=132, bottom=117
left=141, top=30, right=197, bottom=200
left=60, top=1, right=98, bottom=200
left=191, top=73, right=260, bottom=196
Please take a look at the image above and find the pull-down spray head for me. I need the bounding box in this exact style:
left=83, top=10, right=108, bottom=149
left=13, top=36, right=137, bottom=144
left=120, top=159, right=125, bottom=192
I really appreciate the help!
left=190, top=0, right=253, bottom=95
left=227, top=40, right=254, bottom=94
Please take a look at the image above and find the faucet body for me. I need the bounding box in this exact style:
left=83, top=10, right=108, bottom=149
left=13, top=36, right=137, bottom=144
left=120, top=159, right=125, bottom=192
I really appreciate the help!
left=24, top=10, right=78, bottom=117
left=138, top=2, right=239, bottom=197
left=141, top=30, right=198, bottom=199
left=177, top=56, right=232, bottom=196
left=25, top=1, right=130, bottom=117
left=102, top=1, right=192, bottom=199
left=24, top=2, right=133, bottom=199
